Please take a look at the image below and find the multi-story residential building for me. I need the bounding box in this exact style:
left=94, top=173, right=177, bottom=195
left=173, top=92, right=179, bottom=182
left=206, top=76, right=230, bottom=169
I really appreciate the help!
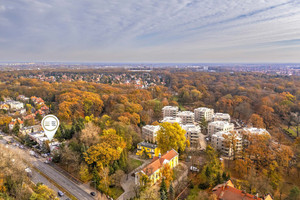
left=136, top=142, right=159, bottom=158
left=211, top=131, right=242, bottom=157
left=181, top=124, right=202, bottom=147
left=242, top=127, right=270, bottom=136
left=177, top=111, right=194, bottom=124
left=6, top=100, right=24, bottom=110
left=162, top=106, right=178, bottom=118
left=135, top=149, right=179, bottom=186
left=142, top=125, right=160, bottom=143
left=208, top=121, right=234, bottom=136
left=161, top=117, right=182, bottom=124
left=194, top=107, right=214, bottom=122
left=213, top=113, right=231, bottom=122
left=212, top=180, right=273, bottom=200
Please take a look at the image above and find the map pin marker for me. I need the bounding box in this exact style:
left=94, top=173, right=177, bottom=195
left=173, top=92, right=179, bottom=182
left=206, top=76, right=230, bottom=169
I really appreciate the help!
left=41, top=115, right=60, bottom=141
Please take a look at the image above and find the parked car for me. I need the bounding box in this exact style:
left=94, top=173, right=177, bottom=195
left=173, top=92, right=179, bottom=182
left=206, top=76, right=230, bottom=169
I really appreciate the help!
left=90, top=192, right=96, bottom=196
left=190, top=166, right=200, bottom=172
left=58, top=191, right=64, bottom=197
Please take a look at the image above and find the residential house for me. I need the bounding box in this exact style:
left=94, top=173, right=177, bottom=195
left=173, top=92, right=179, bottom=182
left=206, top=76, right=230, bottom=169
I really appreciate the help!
left=136, top=142, right=159, bottom=158
left=20, top=125, right=42, bottom=135
left=135, top=149, right=179, bottom=186
left=0, top=103, right=9, bottom=111
left=212, top=180, right=273, bottom=200
left=9, top=118, right=24, bottom=130
left=6, top=100, right=24, bottom=110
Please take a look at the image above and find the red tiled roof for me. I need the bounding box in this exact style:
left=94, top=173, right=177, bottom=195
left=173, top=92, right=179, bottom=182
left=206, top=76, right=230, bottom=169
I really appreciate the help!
left=212, top=181, right=266, bottom=200
left=141, top=149, right=178, bottom=176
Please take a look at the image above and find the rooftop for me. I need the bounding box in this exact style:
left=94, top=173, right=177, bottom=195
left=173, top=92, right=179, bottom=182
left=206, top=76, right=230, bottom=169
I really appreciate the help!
left=141, top=149, right=178, bottom=176
left=138, top=142, right=157, bottom=149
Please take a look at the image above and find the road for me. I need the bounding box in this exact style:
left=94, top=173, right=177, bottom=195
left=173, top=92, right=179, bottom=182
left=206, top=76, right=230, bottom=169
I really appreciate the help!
left=33, top=160, right=94, bottom=200
left=0, top=133, right=94, bottom=200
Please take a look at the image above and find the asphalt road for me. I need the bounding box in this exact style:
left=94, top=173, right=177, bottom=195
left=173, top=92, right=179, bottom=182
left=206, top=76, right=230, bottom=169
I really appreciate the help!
left=33, top=160, right=94, bottom=200
left=0, top=134, right=94, bottom=200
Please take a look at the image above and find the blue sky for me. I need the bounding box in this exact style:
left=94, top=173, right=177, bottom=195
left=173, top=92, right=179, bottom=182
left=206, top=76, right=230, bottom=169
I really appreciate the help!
left=0, top=0, right=300, bottom=62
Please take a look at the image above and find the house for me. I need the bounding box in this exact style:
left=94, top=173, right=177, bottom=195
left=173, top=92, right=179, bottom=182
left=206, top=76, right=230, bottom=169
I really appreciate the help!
left=17, top=95, right=29, bottom=102
left=23, top=113, right=36, bottom=120
left=41, top=105, right=49, bottom=113
left=212, top=180, right=273, bottom=200
left=20, top=125, right=42, bottom=135
left=6, top=100, right=24, bottom=110
left=9, top=118, right=24, bottom=130
left=135, top=149, right=179, bottom=186
left=136, top=142, right=159, bottom=158
left=0, top=103, right=9, bottom=111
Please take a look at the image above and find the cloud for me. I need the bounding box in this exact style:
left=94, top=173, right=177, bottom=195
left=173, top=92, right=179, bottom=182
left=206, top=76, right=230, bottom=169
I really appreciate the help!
left=0, top=0, right=300, bottom=62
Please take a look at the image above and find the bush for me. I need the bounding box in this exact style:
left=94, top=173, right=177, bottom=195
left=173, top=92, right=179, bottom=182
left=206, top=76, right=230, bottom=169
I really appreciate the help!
left=198, top=182, right=210, bottom=190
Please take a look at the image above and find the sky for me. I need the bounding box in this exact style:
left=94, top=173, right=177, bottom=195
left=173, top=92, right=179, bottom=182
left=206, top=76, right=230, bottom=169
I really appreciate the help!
left=0, top=0, right=300, bottom=63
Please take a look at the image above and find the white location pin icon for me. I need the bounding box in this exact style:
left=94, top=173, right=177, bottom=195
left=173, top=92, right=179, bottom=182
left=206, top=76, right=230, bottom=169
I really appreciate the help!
left=41, top=115, right=60, bottom=141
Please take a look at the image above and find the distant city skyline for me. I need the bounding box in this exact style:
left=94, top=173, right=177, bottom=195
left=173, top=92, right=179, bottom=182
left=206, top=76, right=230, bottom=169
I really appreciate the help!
left=0, top=0, right=300, bottom=63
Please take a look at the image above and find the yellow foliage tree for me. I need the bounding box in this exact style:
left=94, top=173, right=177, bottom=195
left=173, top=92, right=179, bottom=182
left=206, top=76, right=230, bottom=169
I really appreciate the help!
left=157, top=122, right=187, bottom=154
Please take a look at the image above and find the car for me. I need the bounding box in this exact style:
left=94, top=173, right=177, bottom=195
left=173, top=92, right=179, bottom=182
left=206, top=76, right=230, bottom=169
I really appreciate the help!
left=58, top=191, right=64, bottom=197
left=90, top=192, right=96, bottom=196
left=190, top=166, right=200, bottom=172
left=44, top=160, right=50, bottom=164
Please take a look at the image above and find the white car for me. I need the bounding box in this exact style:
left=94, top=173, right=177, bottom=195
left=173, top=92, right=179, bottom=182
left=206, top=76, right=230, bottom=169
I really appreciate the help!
left=190, top=166, right=200, bottom=172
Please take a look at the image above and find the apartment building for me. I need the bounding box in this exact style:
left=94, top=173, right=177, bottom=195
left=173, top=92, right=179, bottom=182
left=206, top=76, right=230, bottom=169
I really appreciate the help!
left=142, top=125, right=160, bottom=143
left=161, top=117, right=182, bottom=124
left=6, top=100, right=24, bottom=110
left=177, top=111, right=194, bottom=124
left=194, top=107, right=214, bottom=122
left=162, top=106, right=178, bottom=118
left=208, top=121, right=234, bottom=135
left=211, top=131, right=242, bottom=157
left=213, top=113, right=231, bottom=122
left=181, top=124, right=202, bottom=147
left=242, top=127, right=270, bottom=136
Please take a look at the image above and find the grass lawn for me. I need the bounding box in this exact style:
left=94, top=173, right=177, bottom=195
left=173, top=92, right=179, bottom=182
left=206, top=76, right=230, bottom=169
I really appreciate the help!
left=186, top=187, right=201, bottom=200
left=284, top=127, right=298, bottom=137
left=128, top=158, right=143, bottom=172
left=109, top=187, right=124, bottom=199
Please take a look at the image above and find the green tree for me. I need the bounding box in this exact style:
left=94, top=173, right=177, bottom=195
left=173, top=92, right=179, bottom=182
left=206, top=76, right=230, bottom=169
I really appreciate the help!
left=160, top=179, right=167, bottom=200
left=12, top=122, right=20, bottom=135
left=287, top=186, right=300, bottom=200
left=169, top=182, right=175, bottom=200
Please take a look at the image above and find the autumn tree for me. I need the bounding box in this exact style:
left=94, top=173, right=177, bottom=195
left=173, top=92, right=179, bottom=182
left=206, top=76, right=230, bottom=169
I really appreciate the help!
left=161, top=164, right=173, bottom=188
left=248, top=114, right=265, bottom=128
left=156, top=122, right=187, bottom=154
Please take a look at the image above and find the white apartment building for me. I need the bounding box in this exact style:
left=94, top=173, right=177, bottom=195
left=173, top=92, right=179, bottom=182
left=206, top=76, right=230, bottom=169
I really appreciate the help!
left=208, top=121, right=234, bottom=136
left=213, top=113, right=231, bottom=122
left=162, top=106, right=178, bottom=118
left=181, top=124, right=202, bottom=147
left=242, top=127, right=270, bottom=136
left=177, top=111, right=194, bottom=124
left=194, top=107, right=214, bottom=122
left=142, top=125, right=160, bottom=143
left=6, top=100, right=24, bottom=110
left=161, top=117, right=182, bottom=124
left=211, top=131, right=242, bottom=157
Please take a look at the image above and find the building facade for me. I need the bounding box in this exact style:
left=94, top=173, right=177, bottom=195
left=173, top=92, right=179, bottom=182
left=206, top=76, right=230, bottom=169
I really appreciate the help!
left=162, top=106, right=178, bottom=118
left=211, top=131, right=242, bottom=157
left=135, top=149, right=179, bottom=186
left=213, top=113, right=231, bottom=122
left=194, top=107, right=214, bottom=122
left=177, top=111, right=194, bottom=124
left=136, top=142, right=159, bottom=158
left=142, top=125, right=160, bottom=143
left=208, top=121, right=234, bottom=136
